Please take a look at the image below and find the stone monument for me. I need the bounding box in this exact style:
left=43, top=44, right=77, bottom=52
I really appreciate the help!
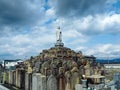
left=32, top=73, right=46, bottom=90
left=47, top=74, right=57, bottom=90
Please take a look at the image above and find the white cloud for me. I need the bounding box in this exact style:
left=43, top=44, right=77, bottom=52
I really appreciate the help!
left=11, top=35, right=30, bottom=45
left=0, top=25, right=57, bottom=59
left=0, top=0, right=120, bottom=59
left=55, top=13, right=120, bottom=36
left=76, top=44, right=120, bottom=58
left=1, top=12, right=120, bottom=59
left=46, top=8, right=55, bottom=17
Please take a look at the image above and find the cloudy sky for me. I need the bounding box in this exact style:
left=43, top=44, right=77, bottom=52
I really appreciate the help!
left=0, top=0, right=120, bottom=60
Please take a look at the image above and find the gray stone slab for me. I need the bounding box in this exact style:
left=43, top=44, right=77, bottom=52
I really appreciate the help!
left=16, top=69, right=21, bottom=87
left=75, top=84, right=83, bottom=90
left=32, top=73, right=46, bottom=90
left=47, top=74, right=57, bottom=90
left=25, top=73, right=29, bottom=90
left=8, top=71, right=13, bottom=85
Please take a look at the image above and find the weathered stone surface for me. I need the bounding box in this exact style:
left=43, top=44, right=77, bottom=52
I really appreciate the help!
left=15, top=69, right=19, bottom=87
left=13, top=71, right=16, bottom=86
left=17, top=70, right=21, bottom=88
left=71, top=67, right=80, bottom=90
left=99, top=87, right=111, bottom=90
left=27, top=64, right=33, bottom=73
left=32, top=73, right=46, bottom=90
left=29, top=73, right=32, bottom=90
left=19, top=70, right=25, bottom=89
left=75, top=84, right=83, bottom=90
left=47, top=74, right=57, bottom=90
left=25, top=73, right=29, bottom=90
left=84, top=62, right=91, bottom=76
left=65, top=71, right=71, bottom=90
left=25, top=73, right=32, bottom=90
left=8, top=71, right=13, bottom=84
left=81, top=79, right=87, bottom=88
left=57, top=67, right=66, bottom=90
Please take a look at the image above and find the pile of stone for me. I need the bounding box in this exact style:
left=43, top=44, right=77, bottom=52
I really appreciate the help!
left=3, top=28, right=105, bottom=90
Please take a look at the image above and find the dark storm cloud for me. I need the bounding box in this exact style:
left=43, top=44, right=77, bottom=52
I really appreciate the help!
left=0, top=0, right=44, bottom=26
left=55, top=0, right=108, bottom=17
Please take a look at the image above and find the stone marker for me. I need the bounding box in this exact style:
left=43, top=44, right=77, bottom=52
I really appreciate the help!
left=15, top=69, right=20, bottom=87
left=25, top=73, right=29, bottom=90
left=84, top=62, right=91, bottom=76
left=65, top=71, right=71, bottom=90
left=32, top=73, right=46, bottom=90
left=25, top=73, right=32, bottom=90
left=13, top=71, right=16, bottom=86
left=29, top=73, right=32, bottom=90
left=47, top=74, right=57, bottom=90
left=75, top=84, right=83, bottom=90
left=57, top=67, right=66, bottom=90
left=21, top=70, right=25, bottom=89
left=8, top=71, right=13, bottom=85
left=71, top=67, right=80, bottom=90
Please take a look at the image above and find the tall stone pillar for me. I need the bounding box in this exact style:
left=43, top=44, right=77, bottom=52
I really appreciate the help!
left=3, top=72, right=6, bottom=84
left=15, top=69, right=25, bottom=89
left=25, top=73, right=32, bottom=90
left=8, top=71, right=13, bottom=84
left=25, top=73, right=29, bottom=90
left=17, top=70, right=21, bottom=88
left=13, top=70, right=16, bottom=86
left=57, top=67, right=66, bottom=90
left=15, top=69, right=18, bottom=87
left=29, top=73, right=32, bottom=90
left=20, top=70, right=25, bottom=89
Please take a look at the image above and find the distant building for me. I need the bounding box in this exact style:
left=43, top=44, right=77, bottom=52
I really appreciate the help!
left=3, top=59, right=23, bottom=70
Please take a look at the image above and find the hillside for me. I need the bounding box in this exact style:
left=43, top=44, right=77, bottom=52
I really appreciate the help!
left=96, top=58, right=120, bottom=64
